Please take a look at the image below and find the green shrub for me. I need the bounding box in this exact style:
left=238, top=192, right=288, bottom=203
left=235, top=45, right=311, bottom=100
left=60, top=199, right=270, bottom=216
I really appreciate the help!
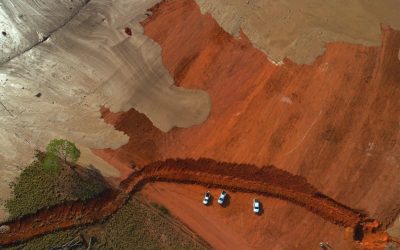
left=42, top=153, right=60, bottom=173
left=151, top=202, right=170, bottom=216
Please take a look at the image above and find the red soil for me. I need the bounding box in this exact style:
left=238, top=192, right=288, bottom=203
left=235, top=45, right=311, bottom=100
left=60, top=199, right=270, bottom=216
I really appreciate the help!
left=143, top=183, right=356, bottom=250
left=92, top=107, right=164, bottom=179
left=142, top=183, right=250, bottom=250
left=0, top=158, right=378, bottom=247
left=93, top=0, right=400, bottom=248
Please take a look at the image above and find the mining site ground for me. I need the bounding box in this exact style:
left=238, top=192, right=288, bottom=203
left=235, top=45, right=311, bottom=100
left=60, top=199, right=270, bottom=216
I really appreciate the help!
left=92, top=0, right=400, bottom=249
left=1, top=0, right=400, bottom=249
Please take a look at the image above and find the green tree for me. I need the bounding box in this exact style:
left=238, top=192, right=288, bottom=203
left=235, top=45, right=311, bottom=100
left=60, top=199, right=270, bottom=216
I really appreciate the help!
left=42, top=153, right=60, bottom=172
left=43, top=139, right=81, bottom=172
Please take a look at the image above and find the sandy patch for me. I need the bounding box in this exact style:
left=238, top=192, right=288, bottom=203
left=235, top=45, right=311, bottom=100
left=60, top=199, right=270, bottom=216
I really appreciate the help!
left=77, top=146, right=120, bottom=178
left=195, top=0, right=400, bottom=64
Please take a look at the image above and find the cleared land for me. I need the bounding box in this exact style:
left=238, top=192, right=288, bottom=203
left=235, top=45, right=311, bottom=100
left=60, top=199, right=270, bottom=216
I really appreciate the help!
left=94, top=0, right=400, bottom=248
left=1, top=0, right=400, bottom=249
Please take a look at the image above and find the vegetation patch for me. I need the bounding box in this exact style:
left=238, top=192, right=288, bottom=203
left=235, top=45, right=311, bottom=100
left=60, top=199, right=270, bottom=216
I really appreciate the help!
left=6, top=197, right=208, bottom=250
left=150, top=202, right=171, bottom=217
left=4, top=139, right=208, bottom=249
left=43, top=138, right=81, bottom=173
left=5, top=229, right=83, bottom=250
left=93, top=199, right=205, bottom=249
left=5, top=139, right=108, bottom=219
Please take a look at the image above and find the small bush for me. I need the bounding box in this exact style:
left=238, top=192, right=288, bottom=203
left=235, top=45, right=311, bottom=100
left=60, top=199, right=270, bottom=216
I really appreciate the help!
left=42, top=153, right=60, bottom=173
left=151, top=202, right=170, bottom=216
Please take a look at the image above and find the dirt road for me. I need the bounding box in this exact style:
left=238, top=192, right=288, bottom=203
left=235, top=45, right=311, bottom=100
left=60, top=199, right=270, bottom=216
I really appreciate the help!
left=143, top=183, right=354, bottom=250
left=0, top=158, right=380, bottom=247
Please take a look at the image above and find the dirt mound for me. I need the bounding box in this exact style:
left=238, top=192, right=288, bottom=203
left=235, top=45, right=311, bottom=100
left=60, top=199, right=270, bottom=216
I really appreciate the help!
left=0, top=158, right=377, bottom=246
left=121, top=158, right=317, bottom=194
left=122, top=158, right=365, bottom=228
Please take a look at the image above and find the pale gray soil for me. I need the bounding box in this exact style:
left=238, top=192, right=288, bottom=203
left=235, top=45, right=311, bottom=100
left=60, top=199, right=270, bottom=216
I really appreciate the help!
left=0, top=0, right=210, bottom=221
left=0, top=0, right=89, bottom=64
left=196, top=0, right=400, bottom=64
left=388, top=217, right=400, bottom=239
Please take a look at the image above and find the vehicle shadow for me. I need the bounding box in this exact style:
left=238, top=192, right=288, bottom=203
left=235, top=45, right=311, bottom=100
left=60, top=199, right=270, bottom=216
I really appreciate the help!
left=221, top=193, right=231, bottom=208
left=206, top=195, right=214, bottom=206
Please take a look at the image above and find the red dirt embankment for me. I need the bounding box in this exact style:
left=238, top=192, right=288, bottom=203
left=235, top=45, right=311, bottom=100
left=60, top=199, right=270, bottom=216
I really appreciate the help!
left=0, top=158, right=375, bottom=246
left=122, top=158, right=363, bottom=227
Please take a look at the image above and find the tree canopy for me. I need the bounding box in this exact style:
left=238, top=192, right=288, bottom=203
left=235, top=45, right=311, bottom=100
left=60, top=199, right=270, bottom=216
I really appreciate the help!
left=43, top=139, right=81, bottom=172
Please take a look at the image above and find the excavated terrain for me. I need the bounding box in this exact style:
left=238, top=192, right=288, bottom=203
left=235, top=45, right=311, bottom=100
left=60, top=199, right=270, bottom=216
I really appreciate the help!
left=0, top=158, right=386, bottom=247
left=1, top=0, right=399, bottom=249
left=93, top=0, right=400, bottom=248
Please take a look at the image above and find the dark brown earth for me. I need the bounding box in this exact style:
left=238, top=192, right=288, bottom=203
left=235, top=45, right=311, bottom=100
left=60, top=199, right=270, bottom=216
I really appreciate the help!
left=93, top=0, right=400, bottom=249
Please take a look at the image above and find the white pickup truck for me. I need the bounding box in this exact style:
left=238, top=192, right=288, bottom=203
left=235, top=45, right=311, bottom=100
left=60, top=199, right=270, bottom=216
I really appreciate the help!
left=218, top=191, right=227, bottom=205
left=203, top=191, right=211, bottom=205
left=253, top=199, right=260, bottom=214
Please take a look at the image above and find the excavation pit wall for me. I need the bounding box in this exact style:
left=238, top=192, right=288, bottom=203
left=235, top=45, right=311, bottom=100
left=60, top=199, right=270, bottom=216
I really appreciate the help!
left=0, top=158, right=375, bottom=246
